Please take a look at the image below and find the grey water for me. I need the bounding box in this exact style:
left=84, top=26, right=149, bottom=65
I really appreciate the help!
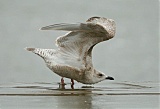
left=0, top=0, right=159, bottom=109
left=0, top=82, right=159, bottom=109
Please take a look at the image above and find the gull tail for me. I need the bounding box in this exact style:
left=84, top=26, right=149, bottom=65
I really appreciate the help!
left=26, top=47, right=35, bottom=51
left=25, top=47, right=55, bottom=59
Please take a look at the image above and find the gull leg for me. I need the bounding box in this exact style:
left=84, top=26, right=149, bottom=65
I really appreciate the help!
left=71, top=79, right=74, bottom=89
left=61, top=77, right=65, bottom=85
left=59, top=77, right=65, bottom=89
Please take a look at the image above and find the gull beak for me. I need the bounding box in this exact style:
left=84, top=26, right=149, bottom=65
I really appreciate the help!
left=106, top=76, right=114, bottom=80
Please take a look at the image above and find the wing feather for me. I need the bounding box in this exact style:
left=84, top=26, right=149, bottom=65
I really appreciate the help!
left=41, top=23, right=82, bottom=31
left=41, top=17, right=116, bottom=70
left=40, top=23, right=107, bottom=33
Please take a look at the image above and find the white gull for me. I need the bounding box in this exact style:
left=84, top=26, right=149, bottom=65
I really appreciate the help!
left=26, top=17, right=116, bottom=86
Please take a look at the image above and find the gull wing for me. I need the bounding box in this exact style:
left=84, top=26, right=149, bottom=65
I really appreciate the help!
left=41, top=23, right=89, bottom=31
left=41, top=17, right=116, bottom=70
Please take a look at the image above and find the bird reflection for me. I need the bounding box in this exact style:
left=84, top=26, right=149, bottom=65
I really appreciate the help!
left=58, top=82, right=74, bottom=89
left=55, top=88, right=96, bottom=109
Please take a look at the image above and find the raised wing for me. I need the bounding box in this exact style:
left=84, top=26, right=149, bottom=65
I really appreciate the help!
left=40, top=17, right=116, bottom=70
left=41, top=23, right=89, bottom=31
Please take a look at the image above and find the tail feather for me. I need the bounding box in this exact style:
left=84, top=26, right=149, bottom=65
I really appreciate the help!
left=25, top=47, right=55, bottom=59
left=25, top=47, right=35, bottom=51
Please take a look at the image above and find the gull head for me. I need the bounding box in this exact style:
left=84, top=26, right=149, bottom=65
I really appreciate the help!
left=83, top=70, right=114, bottom=84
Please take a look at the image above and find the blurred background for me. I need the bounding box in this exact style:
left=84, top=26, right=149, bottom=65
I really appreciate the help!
left=0, top=0, right=159, bottom=84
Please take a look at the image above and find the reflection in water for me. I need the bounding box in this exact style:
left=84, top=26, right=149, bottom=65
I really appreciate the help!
left=58, top=83, right=66, bottom=89
left=55, top=89, right=97, bottom=109
left=0, top=82, right=159, bottom=109
left=39, top=83, right=99, bottom=109
left=47, top=83, right=102, bottom=109
left=58, top=82, right=74, bottom=89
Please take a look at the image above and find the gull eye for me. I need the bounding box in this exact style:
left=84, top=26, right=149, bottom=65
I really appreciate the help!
left=98, top=73, right=103, bottom=77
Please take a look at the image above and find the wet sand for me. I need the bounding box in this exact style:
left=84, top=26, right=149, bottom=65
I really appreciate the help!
left=0, top=81, right=159, bottom=109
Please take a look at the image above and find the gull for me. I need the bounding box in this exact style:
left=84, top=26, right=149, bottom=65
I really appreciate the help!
left=26, top=17, right=116, bottom=88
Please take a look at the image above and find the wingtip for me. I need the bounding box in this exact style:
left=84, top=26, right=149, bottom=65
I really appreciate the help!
left=39, top=28, right=42, bottom=30
left=40, top=26, right=51, bottom=30
left=39, top=27, right=46, bottom=30
left=39, top=27, right=45, bottom=30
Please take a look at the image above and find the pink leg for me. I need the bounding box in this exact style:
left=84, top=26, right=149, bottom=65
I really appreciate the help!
left=71, top=79, right=74, bottom=85
left=59, top=77, right=65, bottom=89
left=61, top=77, right=65, bottom=85
left=71, top=79, right=74, bottom=89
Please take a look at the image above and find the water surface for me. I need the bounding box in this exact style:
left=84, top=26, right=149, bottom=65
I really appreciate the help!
left=0, top=81, right=159, bottom=109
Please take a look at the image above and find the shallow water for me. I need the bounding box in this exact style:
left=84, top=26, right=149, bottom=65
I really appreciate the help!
left=0, top=81, right=159, bottom=109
